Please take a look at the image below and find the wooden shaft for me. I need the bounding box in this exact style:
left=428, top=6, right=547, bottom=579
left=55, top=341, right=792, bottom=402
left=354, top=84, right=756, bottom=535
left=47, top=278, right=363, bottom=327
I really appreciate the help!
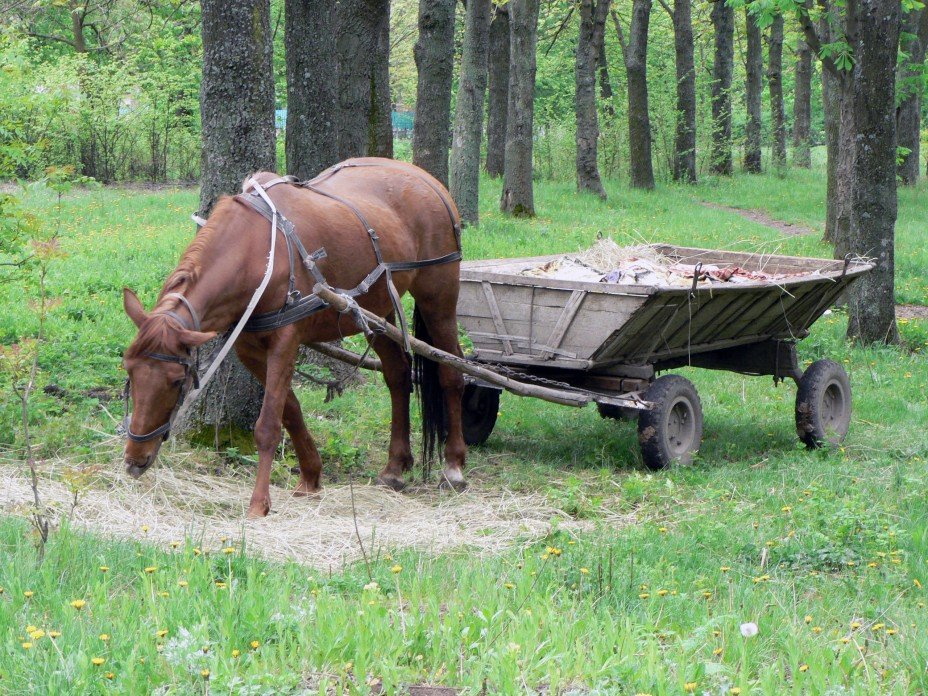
left=307, top=341, right=383, bottom=372
left=312, top=284, right=594, bottom=407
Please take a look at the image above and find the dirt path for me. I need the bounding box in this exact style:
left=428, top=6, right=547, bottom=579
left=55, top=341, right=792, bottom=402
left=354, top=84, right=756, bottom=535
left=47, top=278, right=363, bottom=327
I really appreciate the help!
left=897, top=304, right=928, bottom=321
left=0, top=461, right=624, bottom=569
left=701, top=201, right=817, bottom=237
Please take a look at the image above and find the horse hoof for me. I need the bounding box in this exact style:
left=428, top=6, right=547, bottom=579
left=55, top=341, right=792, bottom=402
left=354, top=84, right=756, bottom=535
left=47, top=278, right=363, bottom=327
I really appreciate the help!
left=246, top=500, right=270, bottom=518
left=438, top=471, right=467, bottom=493
left=376, top=474, right=407, bottom=492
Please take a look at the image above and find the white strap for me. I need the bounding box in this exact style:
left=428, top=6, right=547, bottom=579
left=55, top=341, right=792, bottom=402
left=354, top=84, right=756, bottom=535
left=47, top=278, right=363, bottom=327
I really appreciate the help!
left=173, top=177, right=279, bottom=423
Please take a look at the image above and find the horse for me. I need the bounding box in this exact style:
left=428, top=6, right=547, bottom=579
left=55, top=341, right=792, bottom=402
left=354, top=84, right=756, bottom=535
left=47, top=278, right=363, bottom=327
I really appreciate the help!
left=121, top=158, right=467, bottom=518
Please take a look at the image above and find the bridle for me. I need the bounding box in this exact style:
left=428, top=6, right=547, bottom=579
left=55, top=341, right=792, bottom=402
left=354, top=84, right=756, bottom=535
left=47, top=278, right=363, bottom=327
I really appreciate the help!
left=121, top=293, right=201, bottom=443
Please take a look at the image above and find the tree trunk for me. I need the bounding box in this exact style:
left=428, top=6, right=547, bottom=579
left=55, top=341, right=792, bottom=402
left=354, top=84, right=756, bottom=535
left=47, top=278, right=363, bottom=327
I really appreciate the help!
left=336, top=0, right=393, bottom=160
left=792, top=36, right=813, bottom=168
left=833, top=78, right=855, bottom=253
left=500, top=0, right=540, bottom=217
left=744, top=7, right=763, bottom=173
left=672, top=0, right=696, bottom=183
left=710, top=0, right=734, bottom=176
left=598, top=40, right=615, bottom=111
left=768, top=14, right=786, bottom=170
left=618, top=0, right=655, bottom=190
left=194, top=0, right=276, bottom=434
left=846, top=0, right=900, bottom=344
left=896, top=6, right=928, bottom=184
left=412, top=0, right=456, bottom=186
left=285, top=0, right=339, bottom=179
left=449, top=0, right=491, bottom=224
left=820, top=13, right=839, bottom=239
left=485, top=5, right=510, bottom=177
left=576, top=0, right=612, bottom=198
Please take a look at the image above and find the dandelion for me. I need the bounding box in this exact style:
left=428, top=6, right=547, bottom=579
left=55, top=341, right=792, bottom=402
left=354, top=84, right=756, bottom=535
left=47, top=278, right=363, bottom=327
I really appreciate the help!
left=49, top=631, right=61, bottom=639
left=158, top=591, right=169, bottom=598
left=887, top=628, right=898, bottom=636
left=580, top=567, right=590, bottom=575
left=144, top=566, right=157, bottom=574
left=504, top=582, right=515, bottom=589
left=215, top=581, right=227, bottom=589
left=99, top=634, right=110, bottom=641
left=91, top=657, right=105, bottom=666
left=391, top=564, right=402, bottom=574
left=141, top=525, right=149, bottom=534
left=170, top=541, right=180, bottom=549
left=105, top=672, right=114, bottom=680
left=250, top=640, right=260, bottom=649
left=70, top=599, right=86, bottom=610
left=730, top=689, right=742, bottom=695
left=713, top=647, right=723, bottom=656
left=26, top=625, right=37, bottom=633
left=812, top=626, right=823, bottom=634
left=804, top=615, right=813, bottom=624
left=541, top=553, right=549, bottom=561
left=23, top=591, right=34, bottom=598
left=840, top=637, right=850, bottom=644
left=872, top=623, right=884, bottom=631
left=740, top=622, right=759, bottom=638
left=658, top=527, right=668, bottom=534
left=799, top=664, right=809, bottom=672
left=639, top=593, right=650, bottom=599
left=156, top=629, right=168, bottom=638
left=0, top=587, right=4, bottom=594
left=684, top=682, right=697, bottom=692
left=702, top=591, right=712, bottom=599
left=201, top=669, right=210, bottom=678
left=232, top=649, right=241, bottom=658
left=178, top=580, right=188, bottom=588
left=223, top=547, right=236, bottom=555
left=851, top=621, right=861, bottom=630
left=22, top=642, right=33, bottom=650
left=193, top=548, right=202, bottom=556
left=99, top=566, right=109, bottom=573
left=868, top=562, right=878, bottom=568
left=782, top=506, right=792, bottom=513
left=657, top=589, right=668, bottom=597
left=720, top=566, right=730, bottom=572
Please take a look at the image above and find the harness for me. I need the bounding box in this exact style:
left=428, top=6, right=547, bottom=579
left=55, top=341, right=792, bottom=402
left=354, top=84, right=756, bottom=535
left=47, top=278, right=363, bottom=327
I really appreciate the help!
left=121, top=161, right=462, bottom=443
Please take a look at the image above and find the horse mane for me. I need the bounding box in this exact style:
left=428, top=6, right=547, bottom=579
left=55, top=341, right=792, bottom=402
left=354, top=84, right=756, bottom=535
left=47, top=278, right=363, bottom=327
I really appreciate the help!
left=126, top=195, right=243, bottom=358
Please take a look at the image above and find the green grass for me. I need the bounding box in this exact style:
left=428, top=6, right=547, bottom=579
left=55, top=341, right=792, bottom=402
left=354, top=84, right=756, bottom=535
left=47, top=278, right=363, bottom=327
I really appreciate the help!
left=1, top=158, right=927, bottom=693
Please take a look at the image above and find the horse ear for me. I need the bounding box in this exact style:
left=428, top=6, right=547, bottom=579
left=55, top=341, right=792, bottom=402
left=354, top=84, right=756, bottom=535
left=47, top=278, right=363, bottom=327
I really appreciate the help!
left=123, top=288, right=148, bottom=328
left=177, top=329, right=217, bottom=348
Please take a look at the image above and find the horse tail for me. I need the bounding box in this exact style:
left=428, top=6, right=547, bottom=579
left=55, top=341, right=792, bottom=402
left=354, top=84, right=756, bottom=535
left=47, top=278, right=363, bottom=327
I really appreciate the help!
left=413, top=305, right=446, bottom=468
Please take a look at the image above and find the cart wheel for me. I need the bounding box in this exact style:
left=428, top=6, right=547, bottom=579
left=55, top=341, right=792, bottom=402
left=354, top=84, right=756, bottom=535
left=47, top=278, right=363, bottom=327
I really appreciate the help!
left=637, top=375, right=703, bottom=470
left=461, top=384, right=500, bottom=446
left=795, top=359, right=851, bottom=448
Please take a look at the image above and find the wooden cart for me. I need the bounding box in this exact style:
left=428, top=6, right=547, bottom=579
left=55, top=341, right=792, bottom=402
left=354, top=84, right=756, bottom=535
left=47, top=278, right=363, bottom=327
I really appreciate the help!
left=453, top=245, right=872, bottom=469
left=314, top=245, right=871, bottom=470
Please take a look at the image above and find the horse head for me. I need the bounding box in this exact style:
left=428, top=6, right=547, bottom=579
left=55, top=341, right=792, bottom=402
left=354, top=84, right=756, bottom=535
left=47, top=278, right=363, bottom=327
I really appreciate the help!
left=121, top=288, right=215, bottom=478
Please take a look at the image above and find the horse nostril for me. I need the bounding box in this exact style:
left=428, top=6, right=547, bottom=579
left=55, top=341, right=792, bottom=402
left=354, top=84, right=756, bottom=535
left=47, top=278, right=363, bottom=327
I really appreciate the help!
left=124, top=456, right=152, bottom=479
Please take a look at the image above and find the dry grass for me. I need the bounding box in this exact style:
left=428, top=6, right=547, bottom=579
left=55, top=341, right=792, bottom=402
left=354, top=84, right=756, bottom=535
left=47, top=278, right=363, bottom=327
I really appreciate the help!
left=0, top=449, right=606, bottom=570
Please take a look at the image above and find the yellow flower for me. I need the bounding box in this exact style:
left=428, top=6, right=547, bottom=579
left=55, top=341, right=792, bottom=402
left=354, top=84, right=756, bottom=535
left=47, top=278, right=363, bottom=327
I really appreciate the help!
left=99, top=566, right=109, bottom=573
left=391, top=565, right=402, bottom=574
left=23, top=590, right=34, bottom=598
left=840, top=637, right=851, bottom=644
left=702, top=591, right=712, bottom=599
left=215, top=581, right=227, bottom=589
left=144, top=566, right=157, bottom=574
left=872, top=623, right=884, bottom=631
left=868, top=562, right=878, bottom=568
left=21, top=642, right=33, bottom=650
left=887, top=628, right=898, bottom=635
left=48, top=631, right=61, bottom=639
left=782, top=506, right=792, bottom=513
left=504, top=582, right=515, bottom=589
left=804, top=615, right=813, bottom=624
left=684, top=682, right=697, bottom=693
left=851, top=621, right=861, bottom=630
left=105, top=672, right=114, bottom=680
left=580, top=567, right=590, bottom=575
left=141, top=525, right=149, bottom=534
left=201, top=669, right=210, bottom=678
left=915, top=579, right=922, bottom=589
left=223, top=547, right=236, bottom=555
left=720, top=566, right=730, bottom=572
left=178, top=580, right=188, bottom=588
left=812, top=626, right=823, bottom=634
left=730, top=689, right=742, bottom=695
left=250, top=640, right=260, bottom=649
left=158, top=591, right=169, bottom=598
left=70, top=599, right=86, bottom=610
left=541, top=553, right=549, bottom=561
left=170, top=541, right=180, bottom=549
left=799, top=664, right=809, bottom=672
left=26, top=625, right=37, bottom=633
left=99, top=633, right=110, bottom=641
left=231, top=649, right=241, bottom=658
left=91, top=657, right=105, bottom=666
left=193, top=548, right=202, bottom=556
left=639, top=592, right=650, bottom=599
left=657, top=589, right=669, bottom=597
left=713, top=647, right=723, bottom=656
left=157, top=629, right=168, bottom=638
left=658, top=527, right=668, bottom=534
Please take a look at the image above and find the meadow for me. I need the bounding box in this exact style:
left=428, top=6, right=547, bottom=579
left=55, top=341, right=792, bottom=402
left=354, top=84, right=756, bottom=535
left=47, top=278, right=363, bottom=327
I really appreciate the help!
left=0, top=158, right=927, bottom=694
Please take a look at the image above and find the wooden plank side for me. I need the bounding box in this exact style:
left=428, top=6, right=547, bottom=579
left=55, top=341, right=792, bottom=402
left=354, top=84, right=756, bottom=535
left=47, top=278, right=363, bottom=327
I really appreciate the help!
left=539, top=290, right=587, bottom=360
left=481, top=282, right=513, bottom=355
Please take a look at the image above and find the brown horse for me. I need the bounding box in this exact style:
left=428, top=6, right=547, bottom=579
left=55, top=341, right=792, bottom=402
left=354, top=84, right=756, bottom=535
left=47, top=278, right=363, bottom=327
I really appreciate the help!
left=121, top=158, right=467, bottom=517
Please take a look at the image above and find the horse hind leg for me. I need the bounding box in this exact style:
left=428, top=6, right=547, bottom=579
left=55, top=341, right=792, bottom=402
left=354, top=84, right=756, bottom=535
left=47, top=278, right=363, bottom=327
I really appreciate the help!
left=282, top=388, right=323, bottom=495
left=370, top=332, right=415, bottom=491
left=409, top=297, right=467, bottom=492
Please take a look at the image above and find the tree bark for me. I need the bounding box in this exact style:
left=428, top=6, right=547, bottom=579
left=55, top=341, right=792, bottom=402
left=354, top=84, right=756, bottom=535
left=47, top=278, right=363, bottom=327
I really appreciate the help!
left=768, top=14, right=786, bottom=169
left=412, top=0, right=456, bottom=186
left=846, top=0, right=900, bottom=344
left=792, top=36, right=813, bottom=168
left=336, top=0, right=393, bottom=160
left=598, top=40, right=615, bottom=111
left=896, top=6, right=928, bottom=184
left=819, top=15, right=839, bottom=238
left=576, top=0, right=612, bottom=198
left=449, top=0, right=491, bottom=224
left=615, top=0, right=654, bottom=190
left=485, top=5, right=510, bottom=177
left=285, top=0, right=339, bottom=179
left=194, top=0, right=276, bottom=434
left=710, top=0, right=734, bottom=176
left=744, top=7, right=763, bottom=174
left=672, top=0, right=696, bottom=183
left=500, top=0, right=540, bottom=217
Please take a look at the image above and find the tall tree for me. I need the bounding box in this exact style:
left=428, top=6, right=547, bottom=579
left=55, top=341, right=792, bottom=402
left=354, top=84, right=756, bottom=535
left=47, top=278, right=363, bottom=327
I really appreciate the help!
left=192, top=0, right=276, bottom=434
left=614, top=0, right=655, bottom=190
left=336, top=0, right=393, bottom=160
left=285, top=0, right=339, bottom=179
left=846, top=0, right=900, bottom=343
left=896, top=6, right=928, bottom=184
left=710, top=0, right=734, bottom=175
left=500, top=0, right=540, bottom=217
left=576, top=0, right=612, bottom=198
left=412, top=0, right=456, bottom=186
left=450, top=0, right=491, bottom=224
left=670, top=0, right=697, bottom=182
left=767, top=14, right=786, bottom=169
left=792, top=36, right=813, bottom=168
left=486, top=5, right=510, bottom=177
left=744, top=6, right=763, bottom=173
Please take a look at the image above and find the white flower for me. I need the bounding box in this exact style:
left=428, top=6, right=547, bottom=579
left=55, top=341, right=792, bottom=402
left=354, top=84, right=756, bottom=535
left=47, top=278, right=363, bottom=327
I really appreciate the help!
left=740, top=622, right=759, bottom=637
left=363, top=581, right=380, bottom=592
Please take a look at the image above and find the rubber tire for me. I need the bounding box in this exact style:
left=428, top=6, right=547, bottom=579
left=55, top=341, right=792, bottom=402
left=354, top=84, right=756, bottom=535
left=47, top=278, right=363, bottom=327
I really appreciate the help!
left=461, top=384, right=500, bottom=446
left=637, top=375, right=703, bottom=470
left=795, top=359, right=851, bottom=448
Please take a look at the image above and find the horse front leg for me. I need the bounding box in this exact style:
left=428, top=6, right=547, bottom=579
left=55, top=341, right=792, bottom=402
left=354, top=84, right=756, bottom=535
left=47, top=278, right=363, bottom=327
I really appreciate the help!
left=282, top=388, right=323, bottom=495
left=371, top=334, right=414, bottom=491
left=239, top=332, right=300, bottom=518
